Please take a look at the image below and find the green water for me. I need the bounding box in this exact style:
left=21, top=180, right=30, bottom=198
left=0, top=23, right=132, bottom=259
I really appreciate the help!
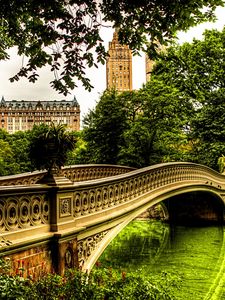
left=97, top=220, right=225, bottom=299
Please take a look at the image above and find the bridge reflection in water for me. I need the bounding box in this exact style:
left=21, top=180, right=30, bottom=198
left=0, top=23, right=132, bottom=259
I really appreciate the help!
left=0, top=162, right=225, bottom=284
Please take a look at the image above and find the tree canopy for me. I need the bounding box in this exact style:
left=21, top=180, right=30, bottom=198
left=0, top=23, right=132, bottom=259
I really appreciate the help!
left=0, top=0, right=224, bottom=95
left=0, top=124, right=77, bottom=176
left=81, top=84, right=192, bottom=167
left=79, top=25, right=225, bottom=170
left=82, top=89, right=130, bottom=164
left=153, top=27, right=225, bottom=104
left=28, top=123, right=76, bottom=173
left=0, top=129, right=32, bottom=175
left=152, top=26, right=225, bottom=169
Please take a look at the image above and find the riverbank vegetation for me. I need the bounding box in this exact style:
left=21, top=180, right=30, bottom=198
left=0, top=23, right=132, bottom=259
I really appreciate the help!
left=0, top=259, right=180, bottom=299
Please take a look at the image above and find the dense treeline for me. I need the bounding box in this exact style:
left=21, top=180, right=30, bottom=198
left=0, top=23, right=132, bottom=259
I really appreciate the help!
left=1, top=27, right=225, bottom=175
left=0, top=124, right=79, bottom=176
left=0, top=129, right=31, bottom=175
left=79, top=26, right=225, bottom=171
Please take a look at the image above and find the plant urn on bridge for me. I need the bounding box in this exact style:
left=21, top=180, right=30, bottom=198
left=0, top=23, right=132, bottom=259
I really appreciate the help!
left=29, top=122, right=76, bottom=186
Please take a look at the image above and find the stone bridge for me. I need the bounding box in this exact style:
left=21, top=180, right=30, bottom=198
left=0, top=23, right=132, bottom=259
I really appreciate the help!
left=0, top=162, right=225, bottom=278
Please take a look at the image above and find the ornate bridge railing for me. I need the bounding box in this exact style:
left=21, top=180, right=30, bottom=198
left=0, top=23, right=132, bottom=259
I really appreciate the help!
left=0, top=185, right=51, bottom=246
left=1, top=162, right=224, bottom=238
left=0, top=164, right=134, bottom=186
left=67, top=162, right=225, bottom=227
left=1, top=162, right=225, bottom=276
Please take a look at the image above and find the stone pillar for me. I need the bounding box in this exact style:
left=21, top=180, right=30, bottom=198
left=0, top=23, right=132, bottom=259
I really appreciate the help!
left=47, top=175, right=80, bottom=275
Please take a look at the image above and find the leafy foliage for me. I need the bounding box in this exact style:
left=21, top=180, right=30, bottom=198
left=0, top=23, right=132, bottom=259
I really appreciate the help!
left=190, top=90, right=225, bottom=169
left=0, top=129, right=32, bottom=176
left=152, top=27, right=225, bottom=170
left=66, top=131, right=88, bottom=165
left=118, top=79, right=192, bottom=167
left=218, top=155, right=225, bottom=173
left=0, top=0, right=223, bottom=95
left=82, top=83, right=192, bottom=167
left=82, top=89, right=130, bottom=164
left=0, top=124, right=80, bottom=176
left=0, top=263, right=180, bottom=300
left=0, top=27, right=225, bottom=173
left=153, top=27, right=225, bottom=104
left=28, top=123, right=77, bottom=172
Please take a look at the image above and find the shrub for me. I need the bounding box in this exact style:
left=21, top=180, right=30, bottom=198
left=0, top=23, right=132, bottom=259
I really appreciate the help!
left=0, top=263, right=180, bottom=299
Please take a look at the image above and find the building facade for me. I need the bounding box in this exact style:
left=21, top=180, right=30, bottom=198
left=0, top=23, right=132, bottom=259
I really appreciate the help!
left=106, top=29, right=133, bottom=91
left=0, top=97, right=80, bottom=133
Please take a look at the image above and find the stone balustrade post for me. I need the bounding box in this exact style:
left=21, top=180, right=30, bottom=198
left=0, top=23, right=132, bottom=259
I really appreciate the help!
left=45, top=175, right=79, bottom=275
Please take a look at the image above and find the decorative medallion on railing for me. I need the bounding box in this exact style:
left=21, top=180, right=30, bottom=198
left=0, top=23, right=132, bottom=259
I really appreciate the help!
left=60, top=197, right=72, bottom=218
left=0, top=194, right=49, bottom=232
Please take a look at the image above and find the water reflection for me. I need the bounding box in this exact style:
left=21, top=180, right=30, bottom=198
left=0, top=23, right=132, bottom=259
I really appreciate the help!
left=97, top=220, right=225, bottom=299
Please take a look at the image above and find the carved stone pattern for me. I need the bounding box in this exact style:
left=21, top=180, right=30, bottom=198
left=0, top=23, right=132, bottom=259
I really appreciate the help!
left=0, top=164, right=222, bottom=232
left=60, top=198, right=72, bottom=217
left=65, top=248, right=73, bottom=268
left=0, top=194, right=49, bottom=232
left=73, top=165, right=222, bottom=218
left=0, top=237, right=12, bottom=248
left=62, top=166, right=133, bottom=182
left=77, top=230, right=109, bottom=268
left=0, top=174, right=43, bottom=186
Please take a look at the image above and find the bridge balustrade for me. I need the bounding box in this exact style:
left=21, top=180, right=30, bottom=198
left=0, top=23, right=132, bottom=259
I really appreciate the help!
left=0, top=165, right=134, bottom=186
left=1, top=163, right=222, bottom=236
left=1, top=162, right=225, bottom=276
left=0, top=185, right=51, bottom=251
left=64, top=163, right=225, bottom=225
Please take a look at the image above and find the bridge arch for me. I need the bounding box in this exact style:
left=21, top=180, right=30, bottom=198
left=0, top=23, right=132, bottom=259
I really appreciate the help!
left=82, top=184, right=225, bottom=272
left=2, top=162, right=225, bottom=277
left=164, top=190, right=225, bottom=225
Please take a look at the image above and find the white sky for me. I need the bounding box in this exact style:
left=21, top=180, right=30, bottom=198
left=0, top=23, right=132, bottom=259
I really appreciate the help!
left=0, top=6, right=225, bottom=125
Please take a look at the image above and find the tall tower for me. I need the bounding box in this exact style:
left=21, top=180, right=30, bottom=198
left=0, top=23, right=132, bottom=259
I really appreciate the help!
left=106, top=29, right=132, bottom=91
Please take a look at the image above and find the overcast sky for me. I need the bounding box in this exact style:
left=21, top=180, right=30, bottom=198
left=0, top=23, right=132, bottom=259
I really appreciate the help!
left=0, top=6, right=225, bottom=125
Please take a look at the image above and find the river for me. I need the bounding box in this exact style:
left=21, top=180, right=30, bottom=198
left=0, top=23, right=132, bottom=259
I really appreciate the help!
left=96, top=220, right=225, bottom=299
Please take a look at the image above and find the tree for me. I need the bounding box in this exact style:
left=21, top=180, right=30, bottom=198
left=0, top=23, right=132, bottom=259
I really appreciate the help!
left=153, top=27, right=225, bottom=105
left=28, top=123, right=76, bottom=174
left=190, top=89, right=225, bottom=170
left=0, top=129, right=32, bottom=175
left=152, top=27, right=225, bottom=169
left=82, top=89, right=131, bottom=164
left=6, top=131, right=32, bottom=173
left=81, top=82, right=192, bottom=167
left=0, top=140, right=19, bottom=176
left=118, top=79, right=192, bottom=167
left=66, top=131, right=87, bottom=165
left=0, top=0, right=223, bottom=95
